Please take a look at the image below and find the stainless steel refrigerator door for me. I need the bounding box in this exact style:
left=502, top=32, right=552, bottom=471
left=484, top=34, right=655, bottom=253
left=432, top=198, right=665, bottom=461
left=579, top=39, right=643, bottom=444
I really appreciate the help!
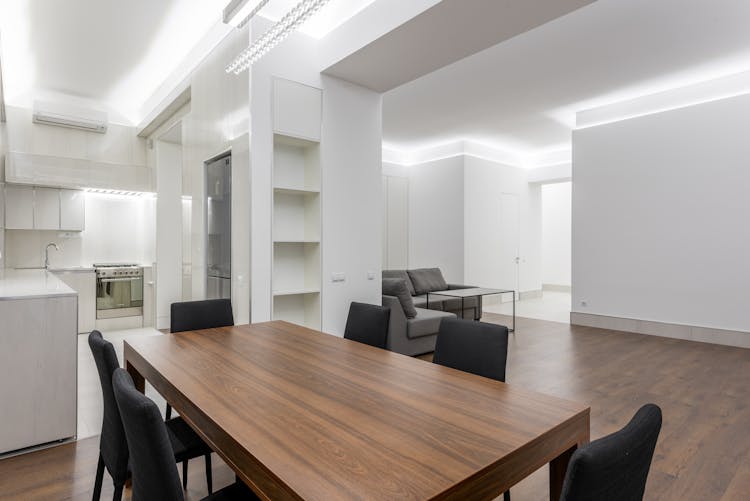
left=206, top=155, right=231, bottom=299
left=206, top=276, right=231, bottom=300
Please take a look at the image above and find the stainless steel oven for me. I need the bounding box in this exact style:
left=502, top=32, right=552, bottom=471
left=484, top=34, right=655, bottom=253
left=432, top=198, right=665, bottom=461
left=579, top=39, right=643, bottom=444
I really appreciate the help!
left=95, top=264, right=144, bottom=319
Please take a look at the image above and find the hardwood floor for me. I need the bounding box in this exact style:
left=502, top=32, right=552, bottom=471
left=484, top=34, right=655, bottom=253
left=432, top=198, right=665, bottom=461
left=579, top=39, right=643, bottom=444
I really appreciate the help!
left=2, top=314, right=749, bottom=500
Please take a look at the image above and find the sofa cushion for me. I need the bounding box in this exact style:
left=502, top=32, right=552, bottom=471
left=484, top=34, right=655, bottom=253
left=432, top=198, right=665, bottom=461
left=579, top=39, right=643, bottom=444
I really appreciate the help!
left=382, top=270, right=416, bottom=296
left=407, top=268, right=448, bottom=295
left=382, top=278, right=417, bottom=319
left=406, top=308, right=455, bottom=339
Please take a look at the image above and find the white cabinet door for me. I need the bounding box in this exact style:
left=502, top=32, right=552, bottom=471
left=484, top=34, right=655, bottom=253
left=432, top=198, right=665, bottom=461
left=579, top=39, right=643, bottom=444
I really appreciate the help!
left=54, top=271, right=96, bottom=333
left=273, top=79, right=322, bottom=141
left=34, top=187, right=60, bottom=230
left=0, top=183, right=5, bottom=229
left=60, top=189, right=85, bottom=231
left=4, top=185, right=35, bottom=229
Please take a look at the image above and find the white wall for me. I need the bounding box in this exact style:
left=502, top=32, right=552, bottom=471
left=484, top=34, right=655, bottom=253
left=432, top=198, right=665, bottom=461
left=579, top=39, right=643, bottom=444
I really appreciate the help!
left=407, top=156, right=464, bottom=283
left=147, top=24, right=251, bottom=324
left=250, top=18, right=383, bottom=336
left=572, top=93, right=750, bottom=333
left=320, top=76, right=383, bottom=335
left=541, top=181, right=571, bottom=287
left=4, top=192, right=155, bottom=269
left=463, top=156, right=541, bottom=294
left=155, top=141, right=182, bottom=329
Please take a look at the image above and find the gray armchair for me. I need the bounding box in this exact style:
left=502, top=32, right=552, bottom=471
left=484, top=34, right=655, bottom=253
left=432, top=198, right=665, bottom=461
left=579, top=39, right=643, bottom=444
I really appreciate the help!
left=383, top=295, right=455, bottom=356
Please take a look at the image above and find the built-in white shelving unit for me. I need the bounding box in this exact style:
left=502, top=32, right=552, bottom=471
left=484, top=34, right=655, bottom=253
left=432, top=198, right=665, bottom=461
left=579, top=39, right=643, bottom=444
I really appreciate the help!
left=271, top=79, right=323, bottom=330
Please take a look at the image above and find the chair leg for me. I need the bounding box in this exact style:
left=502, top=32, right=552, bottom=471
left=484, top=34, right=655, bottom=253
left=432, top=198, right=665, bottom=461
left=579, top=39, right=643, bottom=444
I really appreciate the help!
left=504, top=490, right=511, bottom=501
left=182, top=460, right=188, bottom=489
left=166, top=403, right=172, bottom=420
left=205, top=453, right=213, bottom=494
left=112, top=482, right=124, bottom=501
left=92, top=453, right=105, bottom=501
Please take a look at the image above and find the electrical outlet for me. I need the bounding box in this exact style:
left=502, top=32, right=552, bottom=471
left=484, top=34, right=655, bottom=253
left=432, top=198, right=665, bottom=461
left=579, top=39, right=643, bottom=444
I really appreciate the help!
left=331, top=272, right=345, bottom=283
left=367, top=271, right=376, bottom=280
left=580, top=300, right=588, bottom=307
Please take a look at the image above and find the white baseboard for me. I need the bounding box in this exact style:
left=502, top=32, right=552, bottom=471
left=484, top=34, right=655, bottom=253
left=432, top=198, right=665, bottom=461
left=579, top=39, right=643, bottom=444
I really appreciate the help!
left=543, top=284, right=571, bottom=293
left=520, top=289, right=543, bottom=300
left=570, top=312, right=750, bottom=349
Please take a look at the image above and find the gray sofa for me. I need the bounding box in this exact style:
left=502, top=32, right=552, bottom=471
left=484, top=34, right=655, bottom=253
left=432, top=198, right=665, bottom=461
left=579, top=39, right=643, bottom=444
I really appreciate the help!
left=382, top=268, right=483, bottom=356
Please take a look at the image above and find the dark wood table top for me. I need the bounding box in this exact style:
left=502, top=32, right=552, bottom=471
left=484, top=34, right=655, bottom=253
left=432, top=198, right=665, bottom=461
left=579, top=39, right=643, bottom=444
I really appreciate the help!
left=124, top=321, right=589, bottom=501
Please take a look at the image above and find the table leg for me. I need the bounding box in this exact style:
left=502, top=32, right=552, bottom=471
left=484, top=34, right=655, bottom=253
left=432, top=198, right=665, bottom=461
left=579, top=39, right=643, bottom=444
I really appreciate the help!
left=126, top=359, right=146, bottom=394
left=549, top=445, right=577, bottom=501
left=511, top=292, right=516, bottom=332
left=426, top=292, right=430, bottom=309
left=461, top=296, right=465, bottom=319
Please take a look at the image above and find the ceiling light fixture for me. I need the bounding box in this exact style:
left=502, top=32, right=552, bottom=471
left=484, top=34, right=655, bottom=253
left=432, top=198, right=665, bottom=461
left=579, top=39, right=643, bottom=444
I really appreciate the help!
left=223, top=0, right=270, bottom=28
left=226, top=0, right=332, bottom=74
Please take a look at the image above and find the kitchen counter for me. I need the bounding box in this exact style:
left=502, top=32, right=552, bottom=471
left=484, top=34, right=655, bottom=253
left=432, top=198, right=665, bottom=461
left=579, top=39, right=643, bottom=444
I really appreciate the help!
left=0, top=269, right=77, bottom=300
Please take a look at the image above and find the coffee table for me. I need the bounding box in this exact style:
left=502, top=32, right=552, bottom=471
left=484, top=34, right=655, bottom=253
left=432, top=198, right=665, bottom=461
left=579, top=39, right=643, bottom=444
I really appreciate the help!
left=426, top=287, right=516, bottom=332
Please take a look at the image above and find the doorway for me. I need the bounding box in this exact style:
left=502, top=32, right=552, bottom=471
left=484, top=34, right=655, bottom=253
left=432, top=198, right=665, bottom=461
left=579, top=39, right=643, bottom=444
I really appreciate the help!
left=205, top=153, right=232, bottom=300
left=498, top=192, right=520, bottom=298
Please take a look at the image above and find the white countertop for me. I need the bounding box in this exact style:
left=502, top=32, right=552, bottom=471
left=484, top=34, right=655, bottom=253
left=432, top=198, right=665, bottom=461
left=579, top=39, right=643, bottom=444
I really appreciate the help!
left=0, top=269, right=78, bottom=300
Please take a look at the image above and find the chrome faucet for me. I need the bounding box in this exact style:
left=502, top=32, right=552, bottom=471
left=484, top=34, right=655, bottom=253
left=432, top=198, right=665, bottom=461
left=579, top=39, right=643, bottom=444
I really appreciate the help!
left=44, top=243, right=60, bottom=269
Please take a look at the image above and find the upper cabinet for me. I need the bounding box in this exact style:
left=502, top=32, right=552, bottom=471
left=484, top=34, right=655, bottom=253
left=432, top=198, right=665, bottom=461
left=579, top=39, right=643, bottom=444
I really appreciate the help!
left=4, top=185, right=35, bottom=229
left=3, top=185, right=86, bottom=231
left=60, top=189, right=85, bottom=231
left=273, top=79, right=322, bottom=142
left=34, top=187, right=61, bottom=230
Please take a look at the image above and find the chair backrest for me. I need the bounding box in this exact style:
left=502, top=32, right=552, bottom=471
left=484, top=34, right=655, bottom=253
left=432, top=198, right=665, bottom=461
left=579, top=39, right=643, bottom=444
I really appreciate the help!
left=170, top=298, right=234, bottom=333
left=432, top=318, right=508, bottom=382
left=344, top=302, right=391, bottom=349
left=87, top=330, right=129, bottom=482
left=560, top=404, right=663, bottom=501
left=112, top=368, right=185, bottom=501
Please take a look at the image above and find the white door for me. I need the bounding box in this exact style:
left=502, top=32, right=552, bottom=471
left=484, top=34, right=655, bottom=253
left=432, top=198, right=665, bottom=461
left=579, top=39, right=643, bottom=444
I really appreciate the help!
left=499, top=193, right=520, bottom=298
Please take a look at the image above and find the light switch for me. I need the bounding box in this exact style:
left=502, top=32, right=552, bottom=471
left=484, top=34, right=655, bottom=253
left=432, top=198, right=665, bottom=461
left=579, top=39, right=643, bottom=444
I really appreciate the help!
left=367, top=271, right=376, bottom=280
left=331, top=272, right=345, bottom=283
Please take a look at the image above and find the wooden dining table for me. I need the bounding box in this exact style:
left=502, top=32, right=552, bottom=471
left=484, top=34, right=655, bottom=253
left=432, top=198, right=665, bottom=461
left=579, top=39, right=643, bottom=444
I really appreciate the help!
left=124, top=321, right=589, bottom=501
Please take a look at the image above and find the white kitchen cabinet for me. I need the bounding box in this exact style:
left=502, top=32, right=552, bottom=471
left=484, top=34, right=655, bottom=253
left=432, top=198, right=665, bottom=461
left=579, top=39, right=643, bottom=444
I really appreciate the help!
left=4, top=184, right=34, bottom=229
left=0, top=183, right=5, bottom=229
left=273, top=78, right=322, bottom=141
left=34, top=187, right=60, bottom=230
left=53, top=270, right=96, bottom=333
left=60, top=189, right=85, bottom=231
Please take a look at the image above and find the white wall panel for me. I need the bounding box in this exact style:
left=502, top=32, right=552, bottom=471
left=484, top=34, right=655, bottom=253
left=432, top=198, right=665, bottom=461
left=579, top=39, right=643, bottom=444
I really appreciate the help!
left=573, top=93, right=750, bottom=333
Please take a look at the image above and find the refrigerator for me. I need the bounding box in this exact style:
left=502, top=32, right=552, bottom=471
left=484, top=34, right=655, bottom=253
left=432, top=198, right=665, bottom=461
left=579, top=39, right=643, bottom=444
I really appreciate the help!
left=206, top=154, right=232, bottom=300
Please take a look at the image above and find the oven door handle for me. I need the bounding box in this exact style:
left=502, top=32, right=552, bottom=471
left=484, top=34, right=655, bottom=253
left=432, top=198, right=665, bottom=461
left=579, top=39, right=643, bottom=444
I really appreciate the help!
left=98, top=277, right=143, bottom=283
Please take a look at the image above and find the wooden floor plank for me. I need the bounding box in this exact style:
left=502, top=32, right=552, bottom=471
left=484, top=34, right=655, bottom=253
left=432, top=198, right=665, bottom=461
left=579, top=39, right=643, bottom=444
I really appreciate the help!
left=1, top=313, right=749, bottom=500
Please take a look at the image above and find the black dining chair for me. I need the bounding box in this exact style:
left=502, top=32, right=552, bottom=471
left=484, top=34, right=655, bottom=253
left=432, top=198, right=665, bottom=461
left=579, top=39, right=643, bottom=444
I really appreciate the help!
left=112, top=368, right=258, bottom=501
left=433, top=318, right=509, bottom=382
left=166, top=299, right=234, bottom=419
left=432, top=318, right=510, bottom=500
left=343, top=302, right=391, bottom=349
left=88, top=331, right=214, bottom=500
left=560, top=404, right=662, bottom=501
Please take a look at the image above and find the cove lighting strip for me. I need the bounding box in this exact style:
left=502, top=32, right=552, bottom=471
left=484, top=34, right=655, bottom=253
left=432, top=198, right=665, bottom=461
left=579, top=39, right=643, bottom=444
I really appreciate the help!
left=84, top=188, right=148, bottom=197
left=223, top=0, right=272, bottom=28
left=226, top=0, right=332, bottom=74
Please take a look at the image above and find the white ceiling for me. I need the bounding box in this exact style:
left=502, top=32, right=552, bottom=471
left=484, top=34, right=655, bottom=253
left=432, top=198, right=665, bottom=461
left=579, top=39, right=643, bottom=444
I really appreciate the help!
left=0, top=0, right=379, bottom=124
left=324, top=0, right=595, bottom=93
left=382, top=0, right=750, bottom=155
left=0, top=0, right=222, bottom=124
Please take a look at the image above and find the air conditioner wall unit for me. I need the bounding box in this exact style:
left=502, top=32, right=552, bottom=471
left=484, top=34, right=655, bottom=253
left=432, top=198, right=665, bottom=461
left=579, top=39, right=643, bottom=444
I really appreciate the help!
left=32, top=100, right=108, bottom=133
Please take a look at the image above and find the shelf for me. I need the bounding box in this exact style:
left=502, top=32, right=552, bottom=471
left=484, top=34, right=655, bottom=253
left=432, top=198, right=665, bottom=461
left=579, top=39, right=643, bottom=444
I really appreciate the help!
left=274, top=240, right=320, bottom=244
left=273, top=288, right=320, bottom=297
left=273, top=186, right=320, bottom=196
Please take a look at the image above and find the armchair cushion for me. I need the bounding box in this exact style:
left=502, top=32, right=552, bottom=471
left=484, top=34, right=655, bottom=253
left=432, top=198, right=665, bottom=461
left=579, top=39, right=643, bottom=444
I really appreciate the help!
left=407, top=268, right=448, bottom=295
left=383, top=270, right=416, bottom=296
left=382, top=278, right=417, bottom=319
